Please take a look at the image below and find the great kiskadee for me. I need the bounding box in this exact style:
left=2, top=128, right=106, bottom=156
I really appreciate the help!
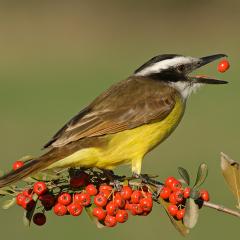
left=0, top=53, right=228, bottom=188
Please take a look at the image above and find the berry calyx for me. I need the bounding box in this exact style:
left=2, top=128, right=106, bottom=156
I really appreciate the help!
left=104, top=215, right=117, bottom=227
left=94, top=194, right=108, bottom=207
left=85, top=184, right=98, bottom=196
left=92, top=207, right=106, bottom=221
left=218, top=59, right=230, bottom=73
left=167, top=204, right=178, bottom=216
left=160, top=187, right=171, bottom=199
left=58, top=193, right=72, bottom=206
left=67, top=203, right=83, bottom=216
left=33, top=213, right=46, bottom=226
left=53, top=203, right=68, bottom=216
left=116, top=210, right=128, bottom=223
left=33, top=182, right=47, bottom=196
left=12, top=161, right=24, bottom=171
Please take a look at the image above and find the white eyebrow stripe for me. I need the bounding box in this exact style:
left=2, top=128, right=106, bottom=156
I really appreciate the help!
left=135, top=56, right=196, bottom=76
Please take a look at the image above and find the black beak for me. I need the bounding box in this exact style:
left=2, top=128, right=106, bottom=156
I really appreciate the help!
left=190, top=54, right=228, bottom=84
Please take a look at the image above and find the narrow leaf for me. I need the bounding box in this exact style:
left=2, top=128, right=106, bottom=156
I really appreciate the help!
left=85, top=204, right=105, bottom=229
left=193, top=163, right=208, bottom=190
left=178, top=167, right=190, bottom=185
left=183, top=198, right=199, bottom=229
left=1, top=198, right=16, bottom=209
left=220, top=152, right=240, bottom=209
left=158, top=198, right=190, bottom=236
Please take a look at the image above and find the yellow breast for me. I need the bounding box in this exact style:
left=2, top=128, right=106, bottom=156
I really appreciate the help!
left=47, top=97, right=185, bottom=171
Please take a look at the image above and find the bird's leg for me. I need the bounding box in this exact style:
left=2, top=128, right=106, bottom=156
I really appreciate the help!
left=101, top=169, right=124, bottom=191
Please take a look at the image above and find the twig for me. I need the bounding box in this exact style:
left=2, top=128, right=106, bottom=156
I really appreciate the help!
left=203, top=201, right=240, bottom=218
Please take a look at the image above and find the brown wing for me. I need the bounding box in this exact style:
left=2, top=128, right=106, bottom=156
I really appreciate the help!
left=44, top=76, right=178, bottom=148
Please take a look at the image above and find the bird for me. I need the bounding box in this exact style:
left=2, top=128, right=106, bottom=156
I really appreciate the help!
left=0, top=53, right=228, bottom=188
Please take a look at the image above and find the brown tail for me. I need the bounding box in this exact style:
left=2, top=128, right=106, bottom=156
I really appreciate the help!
left=0, top=148, right=61, bottom=188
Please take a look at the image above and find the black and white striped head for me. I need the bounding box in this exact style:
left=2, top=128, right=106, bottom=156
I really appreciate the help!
left=134, top=54, right=228, bottom=98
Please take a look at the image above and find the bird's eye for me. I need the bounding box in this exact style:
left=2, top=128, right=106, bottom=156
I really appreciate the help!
left=177, top=65, right=185, bottom=72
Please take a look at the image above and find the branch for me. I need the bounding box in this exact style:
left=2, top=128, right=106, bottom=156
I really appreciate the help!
left=203, top=201, right=240, bottom=218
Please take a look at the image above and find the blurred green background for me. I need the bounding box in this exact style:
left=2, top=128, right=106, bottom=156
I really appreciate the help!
left=0, top=0, right=239, bottom=239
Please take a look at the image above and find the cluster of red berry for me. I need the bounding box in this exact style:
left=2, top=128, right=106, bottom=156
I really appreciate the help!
left=92, top=184, right=152, bottom=227
left=159, top=176, right=209, bottom=220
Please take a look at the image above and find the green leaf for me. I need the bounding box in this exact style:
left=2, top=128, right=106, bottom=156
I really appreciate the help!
left=31, top=172, right=60, bottom=181
left=158, top=198, right=190, bottom=236
left=1, top=198, right=16, bottom=209
left=85, top=204, right=105, bottom=229
left=18, top=155, right=35, bottom=163
left=193, top=163, right=208, bottom=190
left=183, top=198, right=199, bottom=229
left=178, top=167, right=190, bottom=185
left=220, top=152, right=240, bottom=209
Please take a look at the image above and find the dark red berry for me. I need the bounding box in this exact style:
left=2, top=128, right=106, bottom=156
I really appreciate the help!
left=92, top=207, right=106, bottom=221
left=12, top=161, right=24, bottom=171
left=167, top=204, right=178, bottom=216
left=139, top=197, right=153, bottom=212
left=106, top=201, right=118, bottom=216
left=70, top=176, right=85, bottom=188
left=116, top=210, right=128, bottom=223
left=58, top=193, right=72, bottom=206
left=33, top=213, right=46, bottom=226
left=74, top=192, right=91, bottom=206
left=94, top=194, right=108, bottom=207
left=22, top=196, right=35, bottom=211
left=85, top=184, right=98, bottom=196
left=53, top=203, right=68, bottom=216
left=67, top=203, right=83, bottom=216
left=176, top=209, right=185, bottom=220
left=200, top=190, right=210, bottom=202
left=218, top=59, right=230, bottom=73
left=104, top=215, right=117, bottom=227
left=33, top=182, right=47, bottom=195
left=183, top=187, right=191, bottom=199
left=120, top=186, right=132, bottom=200
left=39, top=194, right=55, bottom=210
left=160, top=187, right=171, bottom=199
left=131, top=190, right=142, bottom=204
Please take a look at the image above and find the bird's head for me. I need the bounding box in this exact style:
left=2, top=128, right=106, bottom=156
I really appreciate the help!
left=134, top=54, right=228, bottom=99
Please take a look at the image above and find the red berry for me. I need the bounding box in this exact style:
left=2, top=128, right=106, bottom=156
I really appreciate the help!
left=183, top=187, right=191, bottom=199
left=131, top=190, right=142, bottom=204
left=106, top=201, right=118, bottom=216
left=53, top=203, right=68, bottom=216
left=176, top=209, right=185, bottom=220
left=218, top=59, right=230, bottom=73
left=67, top=203, right=83, bottom=216
left=139, top=197, right=153, bottom=212
left=169, top=193, right=178, bottom=205
left=116, top=210, right=128, bottom=223
left=170, top=180, right=182, bottom=192
left=167, top=204, right=178, bottom=216
left=165, top=176, right=176, bottom=188
left=58, top=193, right=72, bottom=206
left=114, top=195, right=125, bottom=209
left=173, top=190, right=184, bottom=203
left=94, top=194, right=108, bottom=207
left=99, top=189, right=111, bottom=198
left=12, top=161, right=24, bottom=171
left=22, top=196, right=35, bottom=211
left=160, top=187, right=171, bottom=199
left=85, top=184, right=98, bottom=196
left=200, top=190, right=210, bottom=202
left=16, top=193, right=26, bottom=206
left=74, top=192, right=91, bottom=206
left=33, top=182, right=47, bottom=195
left=33, top=213, right=46, bottom=226
left=131, top=204, right=143, bottom=215
left=23, top=189, right=32, bottom=198
left=124, top=201, right=132, bottom=210
left=39, top=194, right=55, bottom=210
left=104, top=215, right=117, bottom=227
left=120, top=186, right=132, bottom=200
left=99, top=184, right=113, bottom=192
left=92, top=207, right=106, bottom=221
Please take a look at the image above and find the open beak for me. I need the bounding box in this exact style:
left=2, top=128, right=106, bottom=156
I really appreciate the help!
left=190, top=54, right=228, bottom=84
